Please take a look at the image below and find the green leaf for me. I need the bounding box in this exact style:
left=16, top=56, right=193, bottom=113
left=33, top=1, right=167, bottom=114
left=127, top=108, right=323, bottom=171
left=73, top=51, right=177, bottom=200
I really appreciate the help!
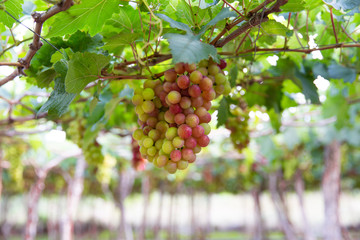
left=164, top=33, right=219, bottom=64
left=280, top=0, right=306, bottom=12
left=83, top=123, right=103, bottom=149
left=37, top=68, right=56, bottom=88
left=47, top=0, right=119, bottom=37
left=198, top=8, right=237, bottom=36
left=324, top=0, right=360, bottom=11
left=217, top=97, right=229, bottom=127
left=294, top=69, right=320, bottom=104
left=229, top=65, right=238, bottom=88
left=268, top=108, right=281, bottom=132
left=328, top=63, right=357, bottom=83
left=261, top=20, right=293, bottom=37
left=156, top=13, right=193, bottom=34
left=0, top=0, right=24, bottom=28
left=38, top=77, right=77, bottom=117
left=65, top=52, right=111, bottom=94
left=199, top=0, right=220, bottom=9
left=322, top=93, right=349, bottom=129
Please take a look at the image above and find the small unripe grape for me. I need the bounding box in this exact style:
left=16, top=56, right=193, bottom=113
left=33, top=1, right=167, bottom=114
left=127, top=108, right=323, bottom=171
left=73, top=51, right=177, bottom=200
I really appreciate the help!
left=139, top=113, right=149, bottom=122
left=172, top=136, right=185, bottom=148
left=208, top=64, right=220, bottom=75
left=165, top=127, right=178, bottom=140
left=139, top=146, right=148, bottom=156
left=135, top=105, right=144, bottom=115
left=147, top=146, right=157, bottom=156
left=143, top=88, right=155, bottom=100
left=189, top=70, right=202, bottom=84
left=156, top=121, right=169, bottom=133
left=143, top=137, right=154, bottom=148
left=162, top=140, right=174, bottom=154
left=148, top=129, right=161, bottom=141
left=165, top=161, right=177, bottom=174
left=215, top=73, right=226, bottom=85
left=174, top=62, right=185, bottom=74
left=198, top=67, right=208, bottom=76
left=133, top=129, right=144, bottom=141
left=200, top=123, right=211, bottom=135
left=214, top=85, right=225, bottom=94
left=153, top=97, right=162, bottom=109
left=164, top=69, right=177, bottom=82
left=223, top=83, right=231, bottom=96
left=142, top=100, right=155, bottom=113
left=167, top=91, right=181, bottom=104
left=155, top=139, right=164, bottom=150
left=132, top=94, right=143, bottom=105
left=198, top=59, right=208, bottom=68
left=193, top=145, right=202, bottom=154
left=158, top=111, right=165, bottom=121
left=177, top=75, right=190, bottom=89
left=156, top=155, right=168, bottom=168
left=178, top=124, right=192, bottom=139
left=170, top=150, right=181, bottom=162
left=177, top=160, right=189, bottom=170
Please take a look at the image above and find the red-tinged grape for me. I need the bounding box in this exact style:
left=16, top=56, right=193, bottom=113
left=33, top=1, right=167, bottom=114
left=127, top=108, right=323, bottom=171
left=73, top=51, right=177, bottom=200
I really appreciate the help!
left=174, top=113, right=186, bottom=125
left=197, top=135, right=210, bottom=147
left=185, top=114, right=200, bottom=128
left=174, top=62, right=185, bottom=74
left=192, top=125, right=205, bottom=138
left=163, top=82, right=173, bottom=92
left=170, top=150, right=181, bottom=162
left=181, top=148, right=195, bottom=162
left=177, top=75, right=190, bottom=89
left=155, top=155, right=168, bottom=168
left=180, top=97, right=191, bottom=109
left=167, top=91, right=181, bottom=104
left=165, top=127, right=178, bottom=140
left=178, top=124, right=192, bottom=139
left=191, top=97, right=204, bottom=108
left=143, top=126, right=152, bottom=135
left=164, top=110, right=175, bottom=123
left=169, top=104, right=182, bottom=114
left=185, top=137, right=197, bottom=149
left=185, top=63, right=196, bottom=73
left=165, top=161, right=177, bottom=174
left=146, top=117, right=158, bottom=128
left=177, top=160, right=189, bottom=170
left=142, top=100, right=155, bottom=113
left=171, top=82, right=181, bottom=92
left=203, top=101, right=212, bottom=110
left=143, top=137, right=154, bottom=148
left=188, top=85, right=201, bottom=98
left=183, top=107, right=195, bottom=115
left=180, top=89, right=190, bottom=97
left=199, top=112, right=211, bottom=123
left=202, top=89, right=216, bottom=101
left=148, top=108, right=159, bottom=118
left=132, top=94, right=143, bottom=105
left=164, top=69, right=177, bottom=82
left=189, top=70, right=203, bottom=84
left=194, top=107, right=207, bottom=117
left=199, top=77, right=213, bottom=91
left=172, top=136, right=185, bottom=148
left=142, top=88, right=155, bottom=100
left=200, top=123, right=211, bottom=135
left=218, top=59, right=227, bottom=69
left=154, top=85, right=163, bottom=98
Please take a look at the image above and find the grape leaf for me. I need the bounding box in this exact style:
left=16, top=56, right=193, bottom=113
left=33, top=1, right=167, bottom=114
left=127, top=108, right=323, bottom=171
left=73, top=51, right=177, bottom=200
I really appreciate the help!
left=164, top=33, right=219, bottom=64
left=198, top=8, right=237, bottom=36
left=328, top=63, right=357, bottom=83
left=156, top=13, right=193, bottom=34
left=217, top=97, right=229, bottom=127
left=324, top=0, right=360, bottom=11
left=280, top=0, right=306, bottom=12
left=229, top=65, right=238, bottom=88
left=0, top=0, right=24, bottom=28
left=47, top=0, right=119, bottom=37
left=199, top=0, right=221, bottom=9
left=38, top=77, right=77, bottom=117
left=261, top=20, right=293, bottom=37
left=65, top=52, right=111, bottom=94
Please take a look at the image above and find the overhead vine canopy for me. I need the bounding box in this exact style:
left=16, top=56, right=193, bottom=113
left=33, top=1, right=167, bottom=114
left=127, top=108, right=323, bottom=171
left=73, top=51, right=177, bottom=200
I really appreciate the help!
left=0, top=0, right=359, bottom=166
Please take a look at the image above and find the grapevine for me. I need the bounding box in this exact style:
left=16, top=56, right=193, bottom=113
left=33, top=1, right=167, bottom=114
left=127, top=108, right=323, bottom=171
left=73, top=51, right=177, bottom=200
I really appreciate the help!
left=132, top=59, right=230, bottom=174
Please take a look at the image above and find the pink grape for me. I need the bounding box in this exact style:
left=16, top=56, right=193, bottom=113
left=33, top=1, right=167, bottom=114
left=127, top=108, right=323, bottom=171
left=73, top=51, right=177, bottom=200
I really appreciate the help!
left=192, top=125, right=205, bottom=138
left=177, top=75, right=190, bottom=89
left=188, top=85, right=201, bottom=98
left=178, top=124, right=192, bottom=139
left=197, top=135, right=210, bottom=147
left=185, top=114, right=199, bottom=128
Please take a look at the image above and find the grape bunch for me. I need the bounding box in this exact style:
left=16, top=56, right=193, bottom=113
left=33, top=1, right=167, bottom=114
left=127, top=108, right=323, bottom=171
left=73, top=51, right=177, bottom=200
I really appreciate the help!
left=225, top=105, right=250, bottom=152
left=66, top=118, right=104, bottom=165
left=132, top=59, right=230, bottom=174
left=131, top=137, right=147, bottom=171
